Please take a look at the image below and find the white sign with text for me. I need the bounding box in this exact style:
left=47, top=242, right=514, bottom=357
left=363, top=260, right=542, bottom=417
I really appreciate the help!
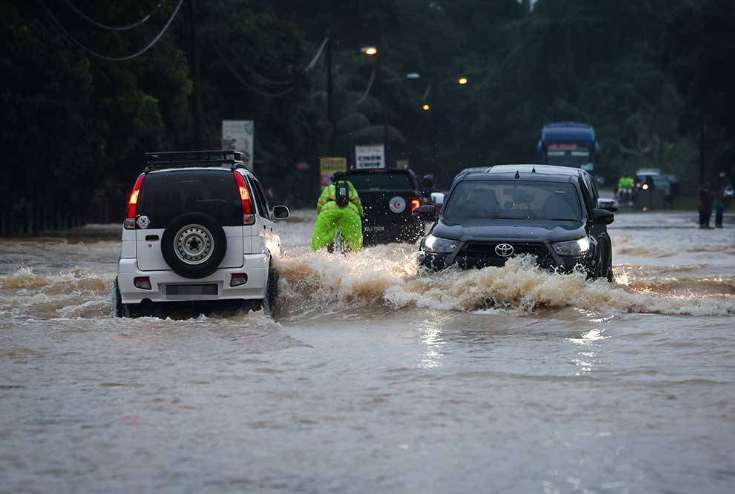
left=355, top=144, right=385, bottom=169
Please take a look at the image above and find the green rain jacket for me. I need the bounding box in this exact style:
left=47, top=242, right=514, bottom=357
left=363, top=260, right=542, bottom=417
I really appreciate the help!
left=311, top=181, right=364, bottom=251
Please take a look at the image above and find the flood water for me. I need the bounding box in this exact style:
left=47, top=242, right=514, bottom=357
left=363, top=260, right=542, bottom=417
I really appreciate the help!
left=1, top=211, right=734, bottom=493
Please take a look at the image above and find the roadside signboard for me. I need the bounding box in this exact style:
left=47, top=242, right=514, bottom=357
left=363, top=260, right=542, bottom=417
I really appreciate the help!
left=320, top=157, right=347, bottom=187
left=355, top=144, right=385, bottom=169
left=222, top=120, right=254, bottom=171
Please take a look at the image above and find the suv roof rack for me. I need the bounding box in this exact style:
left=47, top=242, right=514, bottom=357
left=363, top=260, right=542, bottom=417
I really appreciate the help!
left=144, top=150, right=246, bottom=172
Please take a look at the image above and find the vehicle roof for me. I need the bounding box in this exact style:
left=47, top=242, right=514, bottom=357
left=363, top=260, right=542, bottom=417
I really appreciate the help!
left=345, top=168, right=413, bottom=174
left=635, top=168, right=662, bottom=176
left=541, top=122, right=595, bottom=142
left=148, top=166, right=255, bottom=178
left=456, top=164, right=587, bottom=182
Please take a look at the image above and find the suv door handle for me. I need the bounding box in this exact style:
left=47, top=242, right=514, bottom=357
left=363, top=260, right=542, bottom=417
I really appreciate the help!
left=145, top=235, right=159, bottom=241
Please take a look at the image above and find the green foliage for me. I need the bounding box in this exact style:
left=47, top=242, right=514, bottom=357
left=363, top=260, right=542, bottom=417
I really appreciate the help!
left=2, top=0, right=730, bottom=234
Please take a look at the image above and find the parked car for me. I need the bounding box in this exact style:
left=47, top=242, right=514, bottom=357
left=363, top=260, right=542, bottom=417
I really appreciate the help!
left=633, top=168, right=677, bottom=208
left=112, top=151, right=289, bottom=317
left=414, top=164, right=615, bottom=280
left=345, top=168, right=425, bottom=245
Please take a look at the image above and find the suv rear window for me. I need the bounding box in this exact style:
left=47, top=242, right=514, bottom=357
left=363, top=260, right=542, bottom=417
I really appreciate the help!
left=444, top=180, right=583, bottom=224
left=137, top=170, right=241, bottom=228
left=346, top=171, right=414, bottom=190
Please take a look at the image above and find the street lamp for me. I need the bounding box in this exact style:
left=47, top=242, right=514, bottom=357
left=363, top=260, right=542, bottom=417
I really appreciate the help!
left=360, top=46, right=388, bottom=166
left=458, top=77, right=468, bottom=85
left=422, top=104, right=431, bottom=111
left=384, top=72, right=421, bottom=83
left=361, top=46, right=378, bottom=56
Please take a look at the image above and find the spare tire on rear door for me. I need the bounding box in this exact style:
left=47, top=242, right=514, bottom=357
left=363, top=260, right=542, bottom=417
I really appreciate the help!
left=161, top=212, right=227, bottom=279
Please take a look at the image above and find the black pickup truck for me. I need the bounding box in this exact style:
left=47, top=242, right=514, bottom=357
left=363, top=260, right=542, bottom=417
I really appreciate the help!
left=345, top=168, right=426, bottom=245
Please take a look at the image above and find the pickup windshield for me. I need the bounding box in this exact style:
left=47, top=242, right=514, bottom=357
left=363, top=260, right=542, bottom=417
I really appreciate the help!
left=346, top=172, right=414, bottom=190
left=444, top=180, right=582, bottom=224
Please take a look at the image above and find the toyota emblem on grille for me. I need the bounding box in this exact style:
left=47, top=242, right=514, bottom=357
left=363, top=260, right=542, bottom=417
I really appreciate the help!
left=495, top=243, right=514, bottom=257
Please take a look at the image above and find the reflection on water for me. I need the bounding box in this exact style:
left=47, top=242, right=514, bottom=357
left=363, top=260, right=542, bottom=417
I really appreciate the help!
left=569, top=329, right=607, bottom=376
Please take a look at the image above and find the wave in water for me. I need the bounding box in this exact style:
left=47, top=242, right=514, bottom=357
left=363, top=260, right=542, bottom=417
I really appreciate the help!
left=277, top=248, right=735, bottom=317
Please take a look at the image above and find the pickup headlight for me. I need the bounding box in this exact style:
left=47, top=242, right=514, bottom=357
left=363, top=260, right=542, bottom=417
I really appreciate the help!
left=424, top=234, right=458, bottom=253
left=552, top=237, right=591, bottom=256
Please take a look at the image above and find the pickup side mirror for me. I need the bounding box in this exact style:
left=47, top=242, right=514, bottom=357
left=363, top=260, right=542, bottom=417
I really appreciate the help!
left=430, top=192, right=445, bottom=206
left=597, top=198, right=618, bottom=212
left=272, top=205, right=290, bottom=220
left=593, top=208, right=614, bottom=225
left=413, top=204, right=437, bottom=220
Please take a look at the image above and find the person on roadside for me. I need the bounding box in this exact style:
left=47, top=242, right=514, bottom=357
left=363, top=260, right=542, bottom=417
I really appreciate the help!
left=715, top=185, right=725, bottom=228
left=698, top=182, right=715, bottom=229
left=311, top=171, right=364, bottom=252
left=617, top=175, right=634, bottom=205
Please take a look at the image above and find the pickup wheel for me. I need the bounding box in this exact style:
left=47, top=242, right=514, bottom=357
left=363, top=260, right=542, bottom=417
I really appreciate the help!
left=161, top=213, right=227, bottom=279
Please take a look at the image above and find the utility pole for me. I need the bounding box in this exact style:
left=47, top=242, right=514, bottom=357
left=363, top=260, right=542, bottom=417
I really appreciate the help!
left=188, top=0, right=203, bottom=150
left=379, top=54, right=389, bottom=167
left=326, top=35, right=334, bottom=153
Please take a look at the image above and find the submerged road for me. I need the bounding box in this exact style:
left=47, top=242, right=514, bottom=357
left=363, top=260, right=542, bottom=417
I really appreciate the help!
left=1, top=211, right=734, bottom=493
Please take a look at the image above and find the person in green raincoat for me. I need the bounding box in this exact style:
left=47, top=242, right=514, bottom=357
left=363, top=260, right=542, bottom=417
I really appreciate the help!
left=311, top=172, right=364, bottom=252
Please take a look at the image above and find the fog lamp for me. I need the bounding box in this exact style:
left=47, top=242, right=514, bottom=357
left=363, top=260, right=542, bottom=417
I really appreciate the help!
left=134, top=277, right=152, bottom=290
left=231, top=273, right=248, bottom=287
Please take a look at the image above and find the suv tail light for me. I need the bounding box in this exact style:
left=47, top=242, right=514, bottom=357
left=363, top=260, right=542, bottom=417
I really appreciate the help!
left=233, top=172, right=255, bottom=225
left=124, top=174, right=146, bottom=229
left=410, top=197, right=421, bottom=212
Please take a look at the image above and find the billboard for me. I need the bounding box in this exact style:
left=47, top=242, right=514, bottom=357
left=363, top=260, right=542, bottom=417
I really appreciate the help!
left=320, top=157, right=347, bottom=187
left=355, top=144, right=385, bottom=169
left=222, top=120, right=254, bottom=171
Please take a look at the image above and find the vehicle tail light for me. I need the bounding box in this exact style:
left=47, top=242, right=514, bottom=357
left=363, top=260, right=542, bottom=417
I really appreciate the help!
left=410, top=197, right=421, bottom=212
left=124, top=174, right=146, bottom=229
left=133, top=277, right=151, bottom=290
left=233, top=172, right=255, bottom=225
left=230, top=273, right=248, bottom=287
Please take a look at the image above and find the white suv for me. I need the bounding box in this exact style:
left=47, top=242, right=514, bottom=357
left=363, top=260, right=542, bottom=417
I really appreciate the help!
left=112, top=151, right=289, bottom=317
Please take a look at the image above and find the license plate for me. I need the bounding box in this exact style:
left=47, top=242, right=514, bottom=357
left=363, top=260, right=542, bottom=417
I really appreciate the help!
left=166, top=284, right=218, bottom=296
left=364, top=226, right=385, bottom=232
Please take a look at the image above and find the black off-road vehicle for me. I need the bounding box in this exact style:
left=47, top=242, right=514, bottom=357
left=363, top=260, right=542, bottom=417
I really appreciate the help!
left=414, top=165, right=615, bottom=280
left=345, top=168, right=425, bottom=245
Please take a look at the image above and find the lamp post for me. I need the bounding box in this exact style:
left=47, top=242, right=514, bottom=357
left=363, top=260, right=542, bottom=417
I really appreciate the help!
left=360, top=46, right=389, bottom=167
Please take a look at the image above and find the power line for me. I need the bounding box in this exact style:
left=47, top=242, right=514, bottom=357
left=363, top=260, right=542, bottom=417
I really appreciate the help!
left=213, top=32, right=330, bottom=87
left=213, top=42, right=295, bottom=98
left=303, top=35, right=329, bottom=72
left=61, top=0, right=162, bottom=32
left=38, top=0, right=184, bottom=62
left=355, top=67, right=376, bottom=106
left=218, top=42, right=294, bottom=86
left=422, top=84, right=432, bottom=100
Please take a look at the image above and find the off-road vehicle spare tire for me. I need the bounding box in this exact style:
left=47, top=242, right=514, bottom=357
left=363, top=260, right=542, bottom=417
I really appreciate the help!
left=161, top=212, right=227, bottom=279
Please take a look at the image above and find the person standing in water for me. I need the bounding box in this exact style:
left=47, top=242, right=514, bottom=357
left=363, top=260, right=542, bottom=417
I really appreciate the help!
left=698, top=183, right=715, bottom=229
left=311, top=172, right=364, bottom=252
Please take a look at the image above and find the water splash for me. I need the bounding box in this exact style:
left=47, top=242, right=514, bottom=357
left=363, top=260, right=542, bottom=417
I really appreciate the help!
left=276, top=248, right=735, bottom=317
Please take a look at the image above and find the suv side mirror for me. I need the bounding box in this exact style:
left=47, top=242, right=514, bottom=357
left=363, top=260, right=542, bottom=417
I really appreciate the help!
left=430, top=192, right=445, bottom=206
left=593, top=208, right=614, bottom=225
left=413, top=204, right=437, bottom=220
left=272, top=205, right=290, bottom=220
left=597, top=198, right=618, bottom=212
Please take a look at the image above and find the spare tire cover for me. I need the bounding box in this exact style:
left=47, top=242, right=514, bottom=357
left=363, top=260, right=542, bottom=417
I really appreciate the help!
left=161, top=212, right=228, bottom=279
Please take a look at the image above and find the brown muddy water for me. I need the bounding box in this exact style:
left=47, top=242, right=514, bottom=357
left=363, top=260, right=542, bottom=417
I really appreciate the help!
left=1, top=211, right=734, bottom=493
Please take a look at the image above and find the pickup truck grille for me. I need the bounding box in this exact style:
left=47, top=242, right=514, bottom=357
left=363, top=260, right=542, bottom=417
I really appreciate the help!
left=457, top=242, right=554, bottom=268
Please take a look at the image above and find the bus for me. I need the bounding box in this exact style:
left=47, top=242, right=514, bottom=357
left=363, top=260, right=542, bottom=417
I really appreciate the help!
left=536, top=122, right=600, bottom=174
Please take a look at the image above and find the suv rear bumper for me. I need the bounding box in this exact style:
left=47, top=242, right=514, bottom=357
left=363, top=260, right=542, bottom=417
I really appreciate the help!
left=117, top=254, right=269, bottom=305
